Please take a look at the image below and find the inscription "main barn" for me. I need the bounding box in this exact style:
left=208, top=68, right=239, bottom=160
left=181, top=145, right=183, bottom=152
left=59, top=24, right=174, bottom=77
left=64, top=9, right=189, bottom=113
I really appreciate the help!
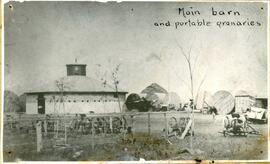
left=178, top=7, right=240, bottom=18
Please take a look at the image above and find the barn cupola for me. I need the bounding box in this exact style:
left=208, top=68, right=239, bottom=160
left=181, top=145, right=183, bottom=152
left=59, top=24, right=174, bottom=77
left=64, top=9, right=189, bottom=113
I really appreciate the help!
left=66, top=59, right=87, bottom=76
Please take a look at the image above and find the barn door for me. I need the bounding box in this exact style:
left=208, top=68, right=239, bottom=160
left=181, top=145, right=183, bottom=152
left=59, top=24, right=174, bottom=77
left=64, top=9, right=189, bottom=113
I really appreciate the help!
left=37, top=94, right=45, bottom=114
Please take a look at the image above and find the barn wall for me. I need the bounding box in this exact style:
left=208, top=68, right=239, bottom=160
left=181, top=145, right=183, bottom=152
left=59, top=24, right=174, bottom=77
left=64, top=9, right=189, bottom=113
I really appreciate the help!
left=26, top=93, right=126, bottom=114
left=26, top=94, right=38, bottom=114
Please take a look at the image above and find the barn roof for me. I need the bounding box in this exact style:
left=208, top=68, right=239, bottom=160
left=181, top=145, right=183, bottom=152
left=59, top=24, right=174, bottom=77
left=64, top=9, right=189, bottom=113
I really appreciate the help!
left=25, top=76, right=127, bottom=94
left=141, top=83, right=168, bottom=94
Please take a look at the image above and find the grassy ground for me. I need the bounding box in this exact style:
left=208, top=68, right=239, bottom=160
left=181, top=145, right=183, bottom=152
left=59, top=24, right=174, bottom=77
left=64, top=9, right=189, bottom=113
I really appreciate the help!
left=3, top=112, right=268, bottom=161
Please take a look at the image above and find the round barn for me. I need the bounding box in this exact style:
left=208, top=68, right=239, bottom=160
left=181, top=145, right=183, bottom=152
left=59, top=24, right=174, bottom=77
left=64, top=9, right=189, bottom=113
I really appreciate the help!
left=25, top=63, right=128, bottom=114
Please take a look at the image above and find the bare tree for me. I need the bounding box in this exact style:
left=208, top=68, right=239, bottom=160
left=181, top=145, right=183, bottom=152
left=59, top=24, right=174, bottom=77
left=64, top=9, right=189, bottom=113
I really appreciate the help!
left=55, top=78, right=72, bottom=114
left=175, top=39, right=207, bottom=149
left=4, top=90, right=21, bottom=113
left=95, top=63, right=123, bottom=113
left=111, top=64, right=122, bottom=112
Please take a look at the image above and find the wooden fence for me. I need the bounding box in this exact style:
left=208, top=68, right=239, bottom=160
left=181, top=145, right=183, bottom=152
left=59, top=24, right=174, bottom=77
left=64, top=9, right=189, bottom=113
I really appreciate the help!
left=4, top=111, right=193, bottom=152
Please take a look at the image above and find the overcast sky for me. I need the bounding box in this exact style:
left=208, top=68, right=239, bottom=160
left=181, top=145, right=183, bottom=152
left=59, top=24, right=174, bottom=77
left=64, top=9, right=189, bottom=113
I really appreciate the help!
left=4, top=2, right=268, bottom=99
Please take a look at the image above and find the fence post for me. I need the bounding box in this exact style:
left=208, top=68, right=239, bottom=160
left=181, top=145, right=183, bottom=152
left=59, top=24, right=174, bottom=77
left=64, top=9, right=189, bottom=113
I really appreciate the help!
left=122, top=115, right=126, bottom=139
left=122, top=115, right=125, bottom=130
left=10, top=116, right=14, bottom=129
left=36, top=121, right=43, bottom=152
left=44, top=120, right=47, bottom=136
left=54, top=120, right=56, bottom=137
left=109, top=116, right=113, bottom=133
left=164, top=113, right=168, bottom=139
left=53, top=120, right=59, bottom=138
left=102, top=118, right=105, bottom=137
left=64, top=124, right=67, bottom=145
left=131, top=115, right=134, bottom=134
left=148, top=112, right=151, bottom=136
left=91, top=118, right=95, bottom=150
left=56, top=120, right=59, bottom=138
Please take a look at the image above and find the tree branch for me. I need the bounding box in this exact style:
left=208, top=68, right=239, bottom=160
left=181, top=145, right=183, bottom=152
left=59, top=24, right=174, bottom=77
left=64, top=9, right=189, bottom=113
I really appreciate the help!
left=194, top=73, right=207, bottom=106
left=175, top=39, right=189, bottom=62
left=173, top=68, right=192, bottom=92
left=191, top=53, right=200, bottom=75
left=175, top=39, right=194, bottom=98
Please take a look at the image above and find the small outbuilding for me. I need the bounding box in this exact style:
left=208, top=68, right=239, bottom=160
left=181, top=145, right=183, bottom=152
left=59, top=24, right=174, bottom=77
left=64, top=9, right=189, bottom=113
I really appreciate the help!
left=235, top=90, right=255, bottom=113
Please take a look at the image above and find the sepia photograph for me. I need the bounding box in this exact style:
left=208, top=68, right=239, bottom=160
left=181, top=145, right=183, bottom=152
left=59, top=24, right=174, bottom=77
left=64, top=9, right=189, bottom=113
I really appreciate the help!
left=2, top=1, right=269, bottom=162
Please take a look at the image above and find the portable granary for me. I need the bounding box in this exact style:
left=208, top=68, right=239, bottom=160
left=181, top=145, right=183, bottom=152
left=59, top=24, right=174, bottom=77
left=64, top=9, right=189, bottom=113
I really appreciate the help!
left=212, top=90, right=235, bottom=115
left=163, top=92, right=182, bottom=109
left=235, top=90, right=255, bottom=113
left=141, top=83, right=168, bottom=94
left=25, top=62, right=128, bottom=114
left=141, top=83, right=168, bottom=109
left=145, top=93, right=166, bottom=108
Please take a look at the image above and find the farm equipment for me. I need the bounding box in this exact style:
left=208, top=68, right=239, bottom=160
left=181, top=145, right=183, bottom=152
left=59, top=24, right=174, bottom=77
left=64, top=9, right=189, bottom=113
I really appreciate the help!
left=221, top=113, right=261, bottom=137
left=166, top=117, right=192, bottom=139
left=223, top=113, right=247, bottom=136
left=67, top=115, right=127, bottom=135
left=246, top=107, right=268, bottom=123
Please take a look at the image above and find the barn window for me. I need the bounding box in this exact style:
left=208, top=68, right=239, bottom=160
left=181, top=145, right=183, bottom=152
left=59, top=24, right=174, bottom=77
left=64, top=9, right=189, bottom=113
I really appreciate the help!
left=105, top=100, right=107, bottom=102
left=94, top=100, right=96, bottom=102
left=98, top=100, right=100, bottom=102
left=82, top=100, right=84, bottom=102
left=74, top=100, right=76, bottom=103
left=68, top=100, right=71, bottom=102
left=87, top=100, right=89, bottom=102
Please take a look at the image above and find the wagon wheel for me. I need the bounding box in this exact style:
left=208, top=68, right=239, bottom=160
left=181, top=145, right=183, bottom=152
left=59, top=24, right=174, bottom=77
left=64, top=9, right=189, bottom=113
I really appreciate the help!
left=242, top=125, right=248, bottom=137
left=230, top=119, right=238, bottom=134
left=230, top=119, right=246, bottom=136
left=237, top=127, right=247, bottom=137
left=168, top=117, right=177, bottom=128
left=168, top=117, right=181, bottom=137
left=100, top=117, right=109, bottom=134
left=91, top=117, right=106, bottom=134
left=243, top=131, right=248, bottom=137
left=47, top=120, right=55, bottom=132
left=112, top=116, right=127, bottom=134
left=100, top=117, right=111, bottom=134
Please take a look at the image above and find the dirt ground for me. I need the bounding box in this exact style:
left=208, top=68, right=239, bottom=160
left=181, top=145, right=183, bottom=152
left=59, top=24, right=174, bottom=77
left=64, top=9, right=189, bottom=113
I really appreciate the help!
left=3, top=112, right=268, bottom=161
